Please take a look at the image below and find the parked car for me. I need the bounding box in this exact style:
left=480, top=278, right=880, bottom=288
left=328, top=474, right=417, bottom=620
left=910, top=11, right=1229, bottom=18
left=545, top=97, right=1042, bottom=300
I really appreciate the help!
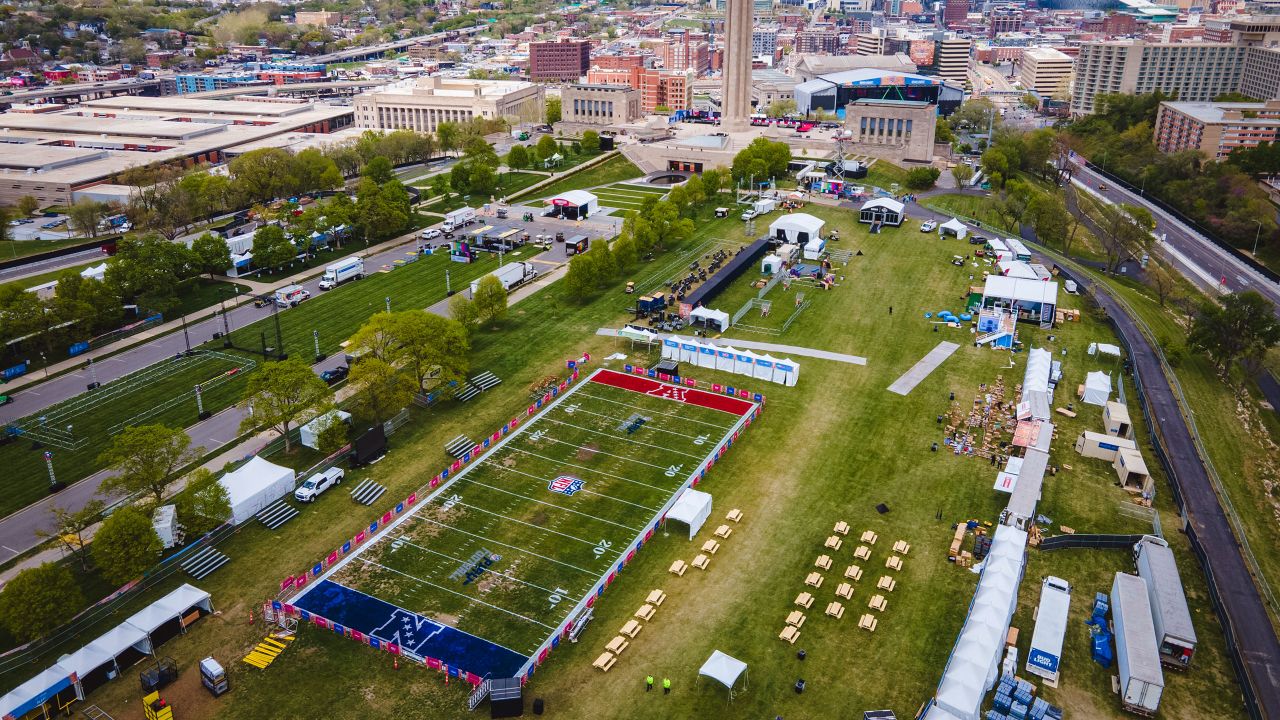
left=969, top=236, right=986, bottom=245
left=41, top=219, right=66, bottom=229
left=920, top=220, right=938, bottom=232
left=294, top=467, right=344, bottom=503
left=0, top=394, right=11, bottom=407
left=421, top=228, right=442, bottom=240
left=320, top=366, right=349, bottom=385
left=740, top=209, right=758, bottom=221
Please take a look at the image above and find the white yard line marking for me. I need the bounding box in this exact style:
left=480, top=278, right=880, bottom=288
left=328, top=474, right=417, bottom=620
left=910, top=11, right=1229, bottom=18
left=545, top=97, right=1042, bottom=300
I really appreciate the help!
left=359, top=558, right=555, bottom=629
left=536, top=417, right=705, bottom=460
left=481, top=461, right=661, bottom=512
left=505, top=447, right=674, bottom=492
left=454, top=478, right=645, bottom=532
left=403, top=515, right=597, bottom=575
left=387, top=533, right=563, bottom=595
left=449, top=501, right=604, bottom=548
left=553, top=404, right=727, bottom=442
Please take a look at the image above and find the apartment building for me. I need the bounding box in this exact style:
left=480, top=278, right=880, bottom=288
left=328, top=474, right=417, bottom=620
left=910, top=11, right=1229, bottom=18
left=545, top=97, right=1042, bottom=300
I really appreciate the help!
left=584, top=67, right=694, bottom=112
left=529, top=40, right=591, bottom=82
left=660, top=35, right=710, bottom=75
left=935, top=36, right=972, bottom=86
left=1019, top=47, right=1073, bottom=95
left=1070, top=41, right=1246, bottom=115
left=796, top=30, right=843, bottom=54
left=1241, top=46, right=1280, bottom=101
left=1154, top=99, right=1280, bottom=158
left=753, top=28, right=780, bottom=56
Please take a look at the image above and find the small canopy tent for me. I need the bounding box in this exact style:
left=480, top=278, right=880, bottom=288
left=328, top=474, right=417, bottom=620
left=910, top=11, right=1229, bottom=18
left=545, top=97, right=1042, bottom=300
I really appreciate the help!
left=696, top=340, right=718, bottom=369
left=666, top=488, right=712, bottom=540
left=124, top=583, right=213, bottom=649
left=733, top=349, right=758, bottom=376
left=79, top=263, right=108, bottom=281
left=1088, top=342, right=1122, bottom=358
left=1082, top=371, right=1112, bottom=406
left=690, top=307, right=731, bottom=332
left=698, top=650, right=749, bottom=699
left=619, top=326, right=658, bottom=347
left=772, top=357, right=800, bottom=386
left=769, top=213, right=825, bottom=245
left=714, top=346, right=736, bottom=373
left=544, top=190, right=598, bottom=220
left=0, top=665, right=81, bottom=720
left=803, top=236, right=826, bottom=260
left=761, top=254, right=782, bottom=274
left=939, top=217, right=968, bottom=240
left=661, top=336, right=680, bottom=361
left=752, top=353, right=777, bottom=381
left=858, top=197, right=905, bottom=226
left=58, top=623, right=153, bottom=694
left=300, top=410, right=352, bottom=451
left=220, top=456, right=295, bottom=525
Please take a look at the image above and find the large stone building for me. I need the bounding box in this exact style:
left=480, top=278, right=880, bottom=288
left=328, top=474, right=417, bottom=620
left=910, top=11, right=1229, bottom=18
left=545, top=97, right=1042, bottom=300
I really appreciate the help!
left=529, top=40, right=591, bottom=82
left=1154, top=99, right=1280, bottom=159
left=1019, top=47, right=1073, bottom=95
left=843, top=99, right=938, bottom=163
left=353, top=76, right=544, bottom=132
left=561, top=83, right=642, bottom=125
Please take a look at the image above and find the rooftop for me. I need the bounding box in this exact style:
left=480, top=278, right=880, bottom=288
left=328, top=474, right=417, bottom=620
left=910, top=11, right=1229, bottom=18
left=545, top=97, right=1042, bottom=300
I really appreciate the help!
left=370, top=75, right=538, bottom=99
left=1023, top=47, right=1073, bottom=62
left=81, top=96, right=315, bottom=117
left=1163, top=100, right=1280, bottom=124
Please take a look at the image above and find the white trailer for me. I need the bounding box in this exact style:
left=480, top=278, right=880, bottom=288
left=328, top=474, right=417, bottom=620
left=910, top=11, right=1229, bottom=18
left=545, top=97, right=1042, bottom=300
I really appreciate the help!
left=753, top=198, right=776, bottom=215
left=318, top=257, right=364, bottom=290
left=1027, top=576, right=1071, bottom=685
left=1112, top=572, right=1165, bottom=715
left=471, top=261, right=538, bottom=295
left=443, top=207, right=477, bottom=232
left=1134, top=536, right=1198, bottom=668
left=1075, top=430, right=1137, bottom=462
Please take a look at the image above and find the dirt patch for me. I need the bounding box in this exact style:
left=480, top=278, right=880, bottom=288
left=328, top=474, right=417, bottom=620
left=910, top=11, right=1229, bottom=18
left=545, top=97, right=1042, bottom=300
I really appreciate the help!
left=431, top=612, right=461, bottom=627
left=476, top=558, right=522, bottom=595
left=527, top=510, right=548, bottom=527
left=576, top=443, right=599, bottom=461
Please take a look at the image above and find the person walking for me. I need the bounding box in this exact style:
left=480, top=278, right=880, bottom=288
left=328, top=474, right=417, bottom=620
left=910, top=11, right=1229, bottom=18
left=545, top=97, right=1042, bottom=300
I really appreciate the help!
left=663, top=677, right=672, bottom=695
left=646, top=675, right=654, bottom=692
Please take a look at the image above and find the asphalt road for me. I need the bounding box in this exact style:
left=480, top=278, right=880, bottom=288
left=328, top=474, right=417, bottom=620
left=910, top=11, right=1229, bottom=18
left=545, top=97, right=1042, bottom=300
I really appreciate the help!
left=0, top=247, right=109, bottom=284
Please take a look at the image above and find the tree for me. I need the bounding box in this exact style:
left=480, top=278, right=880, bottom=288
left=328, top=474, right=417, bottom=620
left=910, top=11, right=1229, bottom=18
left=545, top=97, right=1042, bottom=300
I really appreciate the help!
left=92, top=507, right=162, bottom=586
left=68, top=199, right=107, bottom=238
left=472, top=274, right=509, bottom=326
left=347, top=312, right=402, bottom=363
left=190, top=233, right=231, bottom=280
left=1147, top=262, right=1178, bottom=307
left=98, top=425, right=199, bottom=505
left=42, top=500, right=104, bottom=570
left=0, top=563, right=83, bottom=642
left=994, top=179, right=1034, bottom=230
left=1027, top=193, right=1071, bottom=252
left=535, top=134, right=558, bottom=162
left=730, top=138, right=790, bottom=186
left=545, top=96, right=561, bottom=125
left=174, top=468, right=232, bottom=536
left=951, top=163, right=973, bottom=188
left=436, top=122, right=461, bottom=157
left=362, top=155, right=395, bottom=184
left=904, top=167, right=941, bottom=191
left=229, top=147, right=293, bottom=203
left=1188, top=291, right=1280, bottom=371
left=580, top=130, right=601, bottom=155
left=981, top=146, right=1010, bottom=187
left=467, top=163, right=498, bottom=198
left=239, top=358, right=332, bottom=453
left=950, top=97, right=998, bottom=132
left=1093, top=202, right=1155, bottom=272
left=507, top=144, right=529, bottom=170
left=683, top=174, right=706, bottom=206
left=463, top=136, right=499, bottom=167
left=316, top=415, right=350, bottom=455
left=764, top=99, right=796, bottom=118
left=251, top=224, right=295, bottom=270
left=563, top=251, right=597, bottom=301
left=935, top=117, right=955, bottom=145
left=612, top=232, right=638, bottom=270
left=701, top=168, right=725, bottom=199
left=449, top=293, right=479, bottom=334
left=347, top=357, right=415, bottom=423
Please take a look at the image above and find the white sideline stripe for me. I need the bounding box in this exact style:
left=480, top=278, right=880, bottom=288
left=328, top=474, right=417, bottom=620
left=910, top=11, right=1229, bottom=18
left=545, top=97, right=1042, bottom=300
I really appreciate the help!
left=476, top=463, right=661, bottom=512
left=572, top=390, right=736, bottom=430
left=537, top=417, right=705, bottom=460
left=359, top=558, right=555, bottom=629
left=506, top=447, right=674, bottom=493
left=403, top=514, right=597, bottom=575
left=451, top=501, right=602, bottom=548
left=456, top=478, right=645, bottom=532
left=557, top=404, right=727, bottom=443
left=387, top=532, right=562, bottom=595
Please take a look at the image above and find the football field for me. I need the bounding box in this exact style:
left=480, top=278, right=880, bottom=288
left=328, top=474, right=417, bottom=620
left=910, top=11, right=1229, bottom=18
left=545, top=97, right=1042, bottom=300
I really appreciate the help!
left=291, top=369, right=759, bottom=679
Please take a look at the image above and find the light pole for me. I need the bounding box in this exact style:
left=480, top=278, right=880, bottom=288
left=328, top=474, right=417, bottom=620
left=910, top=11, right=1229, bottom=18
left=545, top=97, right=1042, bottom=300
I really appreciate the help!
left=1253, top=220, right=1264, bottom=256
left=385, top=296, right=391, bottom=313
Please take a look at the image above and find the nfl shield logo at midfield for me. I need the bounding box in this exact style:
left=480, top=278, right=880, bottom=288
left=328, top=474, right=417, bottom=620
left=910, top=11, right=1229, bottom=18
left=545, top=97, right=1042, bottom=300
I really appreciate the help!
left=547, top=475, right=585, bottom=496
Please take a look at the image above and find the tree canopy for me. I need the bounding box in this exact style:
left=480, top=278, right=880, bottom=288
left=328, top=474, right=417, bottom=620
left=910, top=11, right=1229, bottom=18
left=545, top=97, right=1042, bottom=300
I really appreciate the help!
left=239, top=358, right=333, bottom=453
left=97, top=424, right=199, bottom=505
left=0, top=563, right=84, bottom=642
left=92, top=506, right=162, bottom=585
left=1188, top=291, right=1280, bottom=371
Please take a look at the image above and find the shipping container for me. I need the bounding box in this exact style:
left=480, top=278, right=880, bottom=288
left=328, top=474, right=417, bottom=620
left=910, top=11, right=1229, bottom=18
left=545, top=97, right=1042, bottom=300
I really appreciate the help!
left=1112, top=572, right=1164, bottom=715
left=1133, top=536, right=1197, bottom=668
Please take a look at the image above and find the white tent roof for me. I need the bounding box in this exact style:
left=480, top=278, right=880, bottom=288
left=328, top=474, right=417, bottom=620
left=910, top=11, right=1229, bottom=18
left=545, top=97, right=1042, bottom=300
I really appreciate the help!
left=0, top=665, right=77, bottom=719
left=620, top=326, right=658, bottom=342
left=125, top=583, right=211, bottom=635
left=220, top=456, right=295, bottom=524
left=983, top=276, right=1059, bottom=305
left=1082, top=371, right=1112, bottom=406
left=57, top=623, right=151, bottom=678
left=940, top=218, right=967, bottom=234
left=861, top=197, right=905, bottom=213
left=690, top=306, right=730, bottom=330
left=998, top=261, right=1039, bottom=280
left=1023, top=348, right=1051, bottom=394
left=1089, top=342, right=1122, bottom=357
left=699, top=650, right=747, bottom=689
left=548, top=189, right=597, bottom=207
left=768, top=212, right=825, bottom=236
left=667, top=488, right=712, bottom=540
left=80, top=262, right=108, bottom=280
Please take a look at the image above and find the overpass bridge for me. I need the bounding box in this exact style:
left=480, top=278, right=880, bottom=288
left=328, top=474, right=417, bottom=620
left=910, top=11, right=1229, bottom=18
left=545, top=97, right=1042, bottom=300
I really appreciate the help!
left=0, top=79, right=162, bottom=108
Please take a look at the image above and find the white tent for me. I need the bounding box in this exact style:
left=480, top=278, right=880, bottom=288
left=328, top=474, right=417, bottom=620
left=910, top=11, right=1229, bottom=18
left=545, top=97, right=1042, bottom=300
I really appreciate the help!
left=1088, top=342, right=1122, bottom=358
left=1082, top=371, right=1112, bottom=406
left=803, top=236, right=826, bottom=260
left=124, top=584, right=213, bottom=645
left=678, top=337, right=699, bottom=364
left=666, top=488, right=712, bottom=540
left=58, top=623, right=152, bottom=685
left=734, top=349, right=757, bottom=376
left=619, top=326, right=658, bottom=345
left=769, top=213, right=825, bottom=245
left=772, top=357, right=800, bottom=386
left=661, top=336, right=680, bottom=361
left=939, top=217, right=968, bottom=240
left=690, top=306, right=731, bottom=332
left=752, top=354, right=776, bottom=380
left=715, top=346, right=736, bottom=373
left=0, top=665, right=80, bottom=720
left=696, top=340, right=718, bottom=369
left=1021, top=348, right=1053, bottom=421
left=300, top=410, right=352, bottom=450
left=220, top=456, right=295, bottom=525
left=761, top=254, right=782, bottom=274
left=997, top=261, right=1039, bottom=280
left=859, top=197, right=906, bottom=226
left=79, top=263, right=108, bottom=281
left=698, top=650, right=749, bottom=699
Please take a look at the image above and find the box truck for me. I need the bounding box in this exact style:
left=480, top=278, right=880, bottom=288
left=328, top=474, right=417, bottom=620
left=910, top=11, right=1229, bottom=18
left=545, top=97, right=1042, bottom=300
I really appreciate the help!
left=1133, top=536, right=1197, bottom=668
left=442, top=207, right=477, bottom=233
left=274, top=284, right=310, bottom=308
left=1027, top=576, right=1071, bottom=685
left=470, top=261, right=538, bottom=295
left=1112, top=572, right=1165, bottom=715
left=318, top=257, right=364, bottom=290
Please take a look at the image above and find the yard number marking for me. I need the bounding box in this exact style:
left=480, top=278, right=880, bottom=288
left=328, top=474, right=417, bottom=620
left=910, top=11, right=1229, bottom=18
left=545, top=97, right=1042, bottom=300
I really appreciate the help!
left=693, top=434, right=709, bottom=446
left=529, top=429, right=547, bottom=442
left=593, top=540, right=613, bottom=558
left=442, top=493, right=462, bottom=511
left=548, top=586, right=570, bottom=608
left=664, top=464, right=684, bottom=478
left=563, top=403, right=580, bottom=415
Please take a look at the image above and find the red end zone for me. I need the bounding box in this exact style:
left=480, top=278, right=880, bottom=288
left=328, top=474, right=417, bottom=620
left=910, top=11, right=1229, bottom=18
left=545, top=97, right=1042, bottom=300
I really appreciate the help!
left=589, top=369, right=756, bottom=416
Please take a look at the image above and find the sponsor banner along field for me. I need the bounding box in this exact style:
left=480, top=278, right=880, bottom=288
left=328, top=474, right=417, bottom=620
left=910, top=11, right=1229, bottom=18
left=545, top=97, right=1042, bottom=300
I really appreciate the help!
left=288, top=368, right=759, bottom=680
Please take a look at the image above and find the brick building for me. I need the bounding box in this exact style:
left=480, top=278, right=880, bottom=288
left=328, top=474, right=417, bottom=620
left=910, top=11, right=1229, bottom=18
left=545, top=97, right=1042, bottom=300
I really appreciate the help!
left=529, top=40, right=591, bottom=82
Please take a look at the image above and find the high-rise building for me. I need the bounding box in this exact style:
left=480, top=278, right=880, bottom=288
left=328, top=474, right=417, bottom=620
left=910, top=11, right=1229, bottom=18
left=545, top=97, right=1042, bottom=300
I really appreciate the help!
left=1241, top=46, right=1280, bottom=101
left=855, top=29, right=887, bottom=56
left=1154, top=99, right=1280, bottom=159
left=528, top=40, right=591, bottom=82
left=943, top=0, right=968, bottom=28
left=1019, top=47, right=1073, bottom=95
left=660, top=34, right=710, bottom=75
left=584, top=67, right=695, bottom=112
left=796, top=30, right=842, bottom=54
left=752, top=28, right=779, bottom=56
left=1070, top=40, right=1247, bottom=115
left=935, top=36, right=971, bottom=85
left=989, top=6, right=1022, bottom=36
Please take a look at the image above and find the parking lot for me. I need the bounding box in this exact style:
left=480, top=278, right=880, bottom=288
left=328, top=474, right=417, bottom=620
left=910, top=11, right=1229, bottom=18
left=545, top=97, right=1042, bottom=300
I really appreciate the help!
left=8, top=214, right=72, bottom=241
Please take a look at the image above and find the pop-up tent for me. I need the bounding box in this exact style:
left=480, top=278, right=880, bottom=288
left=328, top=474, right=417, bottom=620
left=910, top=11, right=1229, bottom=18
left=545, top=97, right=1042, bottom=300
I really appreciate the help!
left=661, top=336, right=680, bottom=361
left=772, top=357, right=800, bottom=386
left=679, top=337, right=700, bottom=364
left=79, top=263, right=108, bottom=281
left=698, top=650, right=749, bottom=699
left=619, top=326, right=659, bottom=346
left=220, top=456, right=295, bottom=525
left=753, top=354, right=777, bottom=381
left=1088, top=342, right=1122, bottom=358
left=696, top=340, right=718, bottom=369
left=715, top=346, right=736, bottom=373
left=690, top=307, right=731, bottom=332
left=803, top=236, right=826, bottom=260
left=761, top=254, right=782, bottom=274
left=939, top=217, right=968, bottom=240
left=734, top=349, right=758, bottom=376
left=300, top=410, right=352, bottom=451
left=1082, top=371, right=1112, bottom=406
left=666, top=488, right=712, bottom=540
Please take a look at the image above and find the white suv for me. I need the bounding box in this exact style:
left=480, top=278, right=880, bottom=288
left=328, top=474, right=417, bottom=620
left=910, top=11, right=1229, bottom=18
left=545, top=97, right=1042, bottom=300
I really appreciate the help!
left=294, top=467, right=344, bottom=503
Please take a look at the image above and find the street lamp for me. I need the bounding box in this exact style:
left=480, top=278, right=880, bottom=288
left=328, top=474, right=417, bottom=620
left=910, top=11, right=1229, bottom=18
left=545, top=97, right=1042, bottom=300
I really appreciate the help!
left=1253, top=219, right=1264, bottom=257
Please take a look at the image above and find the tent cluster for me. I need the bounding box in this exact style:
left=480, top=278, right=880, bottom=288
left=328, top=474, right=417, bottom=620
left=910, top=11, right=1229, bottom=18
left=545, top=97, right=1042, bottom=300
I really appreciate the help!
left=1, top=585, right=213, bottom=719
left=660, top=337, right=799, bottom=386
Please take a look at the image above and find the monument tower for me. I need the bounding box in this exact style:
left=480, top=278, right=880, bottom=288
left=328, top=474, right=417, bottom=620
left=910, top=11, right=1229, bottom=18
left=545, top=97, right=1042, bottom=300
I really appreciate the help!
left=721, top=0, right=752, bottom=131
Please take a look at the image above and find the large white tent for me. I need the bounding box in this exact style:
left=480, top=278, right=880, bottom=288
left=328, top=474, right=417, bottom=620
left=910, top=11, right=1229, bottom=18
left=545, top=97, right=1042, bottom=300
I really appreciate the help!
left=858, top=197, right=905, bottom=226
left=698, top=650, right=749, bottom=699
left=219, top=456, right=295, bottom=525
left=1082, top=371, right=1112, bottom=406
left=690, top=307, right=731, bottom=332
left=58, top=623, right=152, bottom=691
left=769, top=213, right=825, bottom=245
left=0, top=665, right=80, bottom=720
left=666, top=488, right=712, bottom=540
left=939, top=218, right=968, bottom=240
left=124, top=584, right=214, bottom=644
left=1021, top=348, right=1053, bottom=421
left=79, top=263, right=108, bottom=281
left=997, top=260, right=1039, bottom=280
left=300, top=410, right=352, bottom=451
left=982, top=276, right=1059, bottom=322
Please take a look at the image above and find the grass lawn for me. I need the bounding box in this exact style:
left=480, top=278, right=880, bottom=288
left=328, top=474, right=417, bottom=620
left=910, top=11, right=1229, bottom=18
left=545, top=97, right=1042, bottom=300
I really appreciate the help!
left=591, top=182, right=670, bottom=214
left=2, top=259, right=105, bottom=290
left=415, top=172, right=549, bottom=214
left=0, top=236, right=99, bottom=262
left=864, top=160, right=910, bottom=191
left=526, top=154, right=644, bottom=201
left=169, top=278, right=253, bottom=319
left=17, top=210, right=1247, bottom=720
left=924, top=193, right=1017, bottom=234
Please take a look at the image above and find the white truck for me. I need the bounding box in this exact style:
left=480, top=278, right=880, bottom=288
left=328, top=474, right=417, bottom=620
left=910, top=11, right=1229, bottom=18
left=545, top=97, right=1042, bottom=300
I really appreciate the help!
left=442, top=207, right=477, bottom=233
left=294, top=467, right=344, bottom=503
left=318, top=257, right=364, bottom=290
left=471, top=261, right=538, bottom=295
left=1134, top=536, right=1197, bottom=668
left=1026, top=576, right=1071, bottom=685
left=274, top=284, right=311, bottom=308
left=753, top=198, right=776, bottom=215
left=1112, top=572, right=1165, bottom=715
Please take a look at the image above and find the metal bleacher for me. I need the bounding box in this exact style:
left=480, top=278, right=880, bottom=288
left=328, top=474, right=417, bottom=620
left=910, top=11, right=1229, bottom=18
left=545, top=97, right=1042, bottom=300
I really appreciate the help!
left=446, top=435, right=476, bottom=459
left=453, top=371, right=502, bottom=402
left=181, top=545, right=230, bottom=580
left=256, top=499, right=300, bottom=530
left=350, top=478, right=387, bottom=506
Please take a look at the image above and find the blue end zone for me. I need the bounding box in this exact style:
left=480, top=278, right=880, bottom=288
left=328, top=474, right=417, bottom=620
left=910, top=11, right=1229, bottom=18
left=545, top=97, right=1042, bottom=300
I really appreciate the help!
left=293, top=580, right=529, bottom=678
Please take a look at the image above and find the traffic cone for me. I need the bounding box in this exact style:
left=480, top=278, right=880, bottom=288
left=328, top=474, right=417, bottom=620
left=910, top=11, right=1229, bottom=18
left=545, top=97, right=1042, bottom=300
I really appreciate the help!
left=394, top=656, right=399, bottom=671
left=248, top=609, right=255, bottom=625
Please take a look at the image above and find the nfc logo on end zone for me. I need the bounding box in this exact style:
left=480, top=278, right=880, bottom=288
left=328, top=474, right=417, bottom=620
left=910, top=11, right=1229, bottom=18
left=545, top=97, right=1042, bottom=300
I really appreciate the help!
left=371, top=608, right=444, bottom=656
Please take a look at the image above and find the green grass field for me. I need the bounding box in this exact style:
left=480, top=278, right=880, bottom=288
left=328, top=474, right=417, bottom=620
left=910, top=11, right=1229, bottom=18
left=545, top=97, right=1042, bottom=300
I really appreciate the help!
left=0, top=236, right=98, bottom=262
left=526, top=155, right=644, bottom=202
left=589, top=182, right=670, bottom=214
left=0, top=351, right=254, bottom=516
